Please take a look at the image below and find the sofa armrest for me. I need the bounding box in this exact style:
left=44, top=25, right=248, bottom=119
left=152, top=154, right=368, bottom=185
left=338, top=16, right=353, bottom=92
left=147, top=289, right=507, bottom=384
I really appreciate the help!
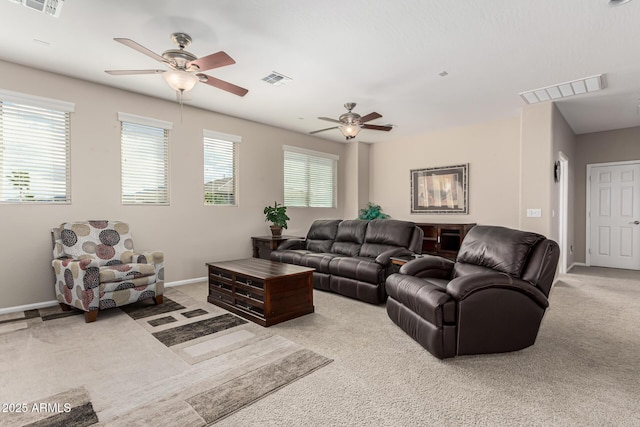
left=52, top=258, right=101, bottom=311
left=277, top=239, right=306, bottom=251
left=375, top=248, right=415, bottom=266
left=132, top=250, right=164, bottom=265
left=398, top=255, right=454, bottom=279
left=446, top=272, right=548, bottom=308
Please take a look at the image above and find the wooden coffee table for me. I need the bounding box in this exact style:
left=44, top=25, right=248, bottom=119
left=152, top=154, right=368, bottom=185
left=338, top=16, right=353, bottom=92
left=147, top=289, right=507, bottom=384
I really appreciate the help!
left=206, top=258, right=314, bottom=327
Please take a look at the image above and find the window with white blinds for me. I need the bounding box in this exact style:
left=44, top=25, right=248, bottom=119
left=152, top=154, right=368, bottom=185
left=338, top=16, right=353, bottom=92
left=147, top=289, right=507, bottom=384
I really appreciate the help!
left=283, top=145, right=338, bottom=208
left=119, top=112, right=171, bottom=205
left=0, top=90, right=73, bottom=204
left=203, top=129, right=240, bottom=206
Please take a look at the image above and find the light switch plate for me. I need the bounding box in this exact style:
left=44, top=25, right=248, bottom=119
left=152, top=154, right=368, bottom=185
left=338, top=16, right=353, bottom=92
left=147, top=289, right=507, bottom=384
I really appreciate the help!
left=527, top=209, right=542, bottom=218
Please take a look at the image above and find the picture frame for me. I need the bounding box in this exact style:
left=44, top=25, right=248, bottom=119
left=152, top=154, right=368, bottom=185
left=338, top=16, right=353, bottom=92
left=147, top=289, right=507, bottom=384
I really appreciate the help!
left=410, top=164, right=469, bottom=214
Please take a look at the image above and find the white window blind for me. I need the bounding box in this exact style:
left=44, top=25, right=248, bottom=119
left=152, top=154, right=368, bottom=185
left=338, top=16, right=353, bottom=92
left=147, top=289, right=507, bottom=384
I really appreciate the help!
left=0, top=90, right=73, bottom=204
left=283, top=145, right=338, bottom=208
left=203, top=129, right=240, bottom=206
left=119, top=113, right=171, bottom=205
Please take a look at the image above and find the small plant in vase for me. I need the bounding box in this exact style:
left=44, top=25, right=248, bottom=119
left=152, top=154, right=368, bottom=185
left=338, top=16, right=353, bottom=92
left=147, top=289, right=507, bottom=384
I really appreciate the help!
left=358, top=202, right=390, bottom=220
left=264, top=201, right=290, bottom=237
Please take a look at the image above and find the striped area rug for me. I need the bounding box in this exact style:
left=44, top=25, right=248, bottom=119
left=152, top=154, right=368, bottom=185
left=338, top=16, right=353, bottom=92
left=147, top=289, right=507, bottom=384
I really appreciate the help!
left=2, top=288, right=332, bottom=426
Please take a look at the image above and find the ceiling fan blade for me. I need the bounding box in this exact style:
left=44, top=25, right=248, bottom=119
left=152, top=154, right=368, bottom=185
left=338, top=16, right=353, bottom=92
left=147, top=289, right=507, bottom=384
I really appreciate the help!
left=362, top=124, right=393, bottom=131
left=197, top=74, right=248, bottom=97
left=188, top=51, right=235, bottom=72
left=114, top=38, right=167, bottom=64
left=310, top=126, right=339, bottom=135
left=318, top=117, right=342, bottom=124
left=360, top=112, right=382, bottom=123
left=105, top=69, right=166, bottom=75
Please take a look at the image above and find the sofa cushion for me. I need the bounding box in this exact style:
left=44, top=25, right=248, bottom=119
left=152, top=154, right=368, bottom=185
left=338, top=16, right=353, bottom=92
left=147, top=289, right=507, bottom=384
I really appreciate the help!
left=99, top=263, right=156, bottom=283
left=299, top=253, right=341, bottom=274
left=328, top=256, right=384, bottom=284
left=270, top=249, right=311, bottom=265
left=330, top=219, right=368, bottom=256
left=456, top=226, right=545, bottom=277
left=306, top=219, right=341, bottom=253
left=59, top=221, right=134, bottom=266
left=360, top=219, right=415, bottom=258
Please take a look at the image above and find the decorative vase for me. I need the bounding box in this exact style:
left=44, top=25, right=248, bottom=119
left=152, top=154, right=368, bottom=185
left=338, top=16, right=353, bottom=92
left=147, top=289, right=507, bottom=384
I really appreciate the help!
left=270, top=225, right=282, bottom=238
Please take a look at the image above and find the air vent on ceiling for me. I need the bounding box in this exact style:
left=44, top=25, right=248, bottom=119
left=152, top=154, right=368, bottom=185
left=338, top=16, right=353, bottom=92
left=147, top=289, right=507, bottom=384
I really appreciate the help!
left=519, top=74, right=605, bottom=104
left=8, top=0, right=64, bottom=17
left=262, top=72, right=292, bottom=86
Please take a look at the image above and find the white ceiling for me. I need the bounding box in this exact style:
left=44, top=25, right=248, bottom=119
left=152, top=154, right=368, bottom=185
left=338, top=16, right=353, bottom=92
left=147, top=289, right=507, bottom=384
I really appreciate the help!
left=1, top=0, right=640, bottom=143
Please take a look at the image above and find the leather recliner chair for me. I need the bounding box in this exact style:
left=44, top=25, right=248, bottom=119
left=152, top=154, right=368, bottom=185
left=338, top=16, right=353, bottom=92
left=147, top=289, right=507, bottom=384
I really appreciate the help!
left=385, top=225, right=559, bottom=359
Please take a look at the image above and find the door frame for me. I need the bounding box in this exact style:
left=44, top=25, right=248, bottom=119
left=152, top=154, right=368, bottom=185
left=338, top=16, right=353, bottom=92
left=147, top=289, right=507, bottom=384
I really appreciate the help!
left=585, top=159, right=640, bottom=267
left=558, top=152, right=569, bottom=274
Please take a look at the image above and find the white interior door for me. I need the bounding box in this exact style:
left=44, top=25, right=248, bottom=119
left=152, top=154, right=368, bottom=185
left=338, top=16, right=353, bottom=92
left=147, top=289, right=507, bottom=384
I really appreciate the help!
left=589, top=162, right=640, bottom=270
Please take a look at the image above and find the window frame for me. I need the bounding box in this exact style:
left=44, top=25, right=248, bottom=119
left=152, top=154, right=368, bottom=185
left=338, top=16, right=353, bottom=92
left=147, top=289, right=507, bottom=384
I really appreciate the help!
left=203, top=129, right=241, bottom=207
left=0, top=89, right=74, bottom=204
left=283, top=145, right=338, bottom=208
left=118, top=112, right=172, bottom=206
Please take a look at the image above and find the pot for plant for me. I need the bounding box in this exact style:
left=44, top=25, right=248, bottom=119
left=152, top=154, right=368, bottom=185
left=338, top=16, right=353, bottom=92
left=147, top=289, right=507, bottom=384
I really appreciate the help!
left=270, top=225, right=283, bottom=237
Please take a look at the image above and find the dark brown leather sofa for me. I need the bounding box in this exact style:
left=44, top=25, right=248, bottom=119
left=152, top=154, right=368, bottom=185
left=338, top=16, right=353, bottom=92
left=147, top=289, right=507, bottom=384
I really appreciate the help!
left=385, top=225, right=559, bottom=359
left=271, top=219, right=423, bottom=304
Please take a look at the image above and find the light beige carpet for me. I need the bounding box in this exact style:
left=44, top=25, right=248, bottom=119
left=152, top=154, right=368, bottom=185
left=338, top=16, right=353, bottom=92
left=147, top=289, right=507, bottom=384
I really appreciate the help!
left=0, top=289, right=331, bottom=426
left=1, top=266, right=639, bottom=426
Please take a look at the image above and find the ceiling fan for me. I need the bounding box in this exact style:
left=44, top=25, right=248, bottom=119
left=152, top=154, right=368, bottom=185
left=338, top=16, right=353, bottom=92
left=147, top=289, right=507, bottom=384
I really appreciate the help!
left=105, top=32, right=248, bottom=97
left=310, top=102, right=393, bottom=140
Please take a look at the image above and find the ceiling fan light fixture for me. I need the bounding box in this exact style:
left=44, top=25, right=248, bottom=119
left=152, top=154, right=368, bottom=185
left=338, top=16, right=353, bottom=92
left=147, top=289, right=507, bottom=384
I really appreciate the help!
left=162, top=69, right=199, bottom=92
left=340, top=124, right=361, bottom=139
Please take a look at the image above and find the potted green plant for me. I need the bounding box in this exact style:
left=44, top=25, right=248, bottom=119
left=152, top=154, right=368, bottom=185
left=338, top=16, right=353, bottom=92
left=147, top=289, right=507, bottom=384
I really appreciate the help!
left=264, top=201, right=290, bottom=237
left=358, top=202, right=390, bottom=220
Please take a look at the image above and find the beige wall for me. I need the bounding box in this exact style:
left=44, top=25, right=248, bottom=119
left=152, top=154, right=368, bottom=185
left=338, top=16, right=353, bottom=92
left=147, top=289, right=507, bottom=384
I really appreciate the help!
left=573, top=126, right=640, bottom=263
left=369, top=117, right=522, bottom=227
left=0, top=60, right=346, bottom=309
left=519, top=103, right=554, bottom=235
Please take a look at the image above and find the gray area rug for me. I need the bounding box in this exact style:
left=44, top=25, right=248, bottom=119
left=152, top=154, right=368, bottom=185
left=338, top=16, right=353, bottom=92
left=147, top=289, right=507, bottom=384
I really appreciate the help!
left=0, top=288, right=332, bottom=426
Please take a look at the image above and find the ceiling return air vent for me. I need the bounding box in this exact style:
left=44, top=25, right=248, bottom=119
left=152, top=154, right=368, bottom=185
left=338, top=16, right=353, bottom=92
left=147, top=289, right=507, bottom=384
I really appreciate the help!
left=262, top=72, right=292, bottom=86
left=519, top=74, right=605, bottom=104
left=8, top=0, right=64, bottom=17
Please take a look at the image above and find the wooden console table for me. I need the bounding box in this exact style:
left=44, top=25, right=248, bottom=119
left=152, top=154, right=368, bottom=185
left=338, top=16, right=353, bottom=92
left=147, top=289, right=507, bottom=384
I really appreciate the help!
left=416, top=223, right=476, bottom=260
left=207, top=258, right=314, bottom=327
left=251, top=235, right=302, bottom=259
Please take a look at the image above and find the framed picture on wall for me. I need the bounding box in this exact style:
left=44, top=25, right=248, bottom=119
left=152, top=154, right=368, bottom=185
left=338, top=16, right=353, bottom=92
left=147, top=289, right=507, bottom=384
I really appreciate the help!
left=410, top=164, right=469, bottom=214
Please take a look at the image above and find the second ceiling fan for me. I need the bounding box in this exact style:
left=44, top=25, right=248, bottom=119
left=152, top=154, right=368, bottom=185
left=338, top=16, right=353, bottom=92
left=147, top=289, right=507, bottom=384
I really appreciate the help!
left=310, top=103, right=392, bottom=140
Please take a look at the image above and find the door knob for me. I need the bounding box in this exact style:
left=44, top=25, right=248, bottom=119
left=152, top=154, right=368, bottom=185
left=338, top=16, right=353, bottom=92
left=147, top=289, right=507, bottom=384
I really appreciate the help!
left=632, top=221, right=640, bottom=225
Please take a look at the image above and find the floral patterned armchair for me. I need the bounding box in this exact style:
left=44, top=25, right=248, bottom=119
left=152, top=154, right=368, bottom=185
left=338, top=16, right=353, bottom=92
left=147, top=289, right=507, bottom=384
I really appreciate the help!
left=51, top=220, right=164, bottom=322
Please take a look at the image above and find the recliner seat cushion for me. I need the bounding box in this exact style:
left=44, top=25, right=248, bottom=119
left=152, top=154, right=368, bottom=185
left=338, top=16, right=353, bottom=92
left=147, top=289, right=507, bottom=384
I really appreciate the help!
left=270, top=249, right=310, bottom=265
left=455, top=225, right=545, bottom=277
left=328, top=256, right=383, bottom=284
left=299, top=253, right=341, bottom=273
left=99, top=263, right=155, bottom=283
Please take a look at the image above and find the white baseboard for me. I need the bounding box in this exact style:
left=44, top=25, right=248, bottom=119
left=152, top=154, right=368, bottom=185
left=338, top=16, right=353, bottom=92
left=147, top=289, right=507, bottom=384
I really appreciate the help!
left=0, top=300, right=59, bottom=316
left=0, top=277, right=209, bottom=316
left=165, top=277, right=207, bottom=288
left=567, top=262, right=587, bottom=272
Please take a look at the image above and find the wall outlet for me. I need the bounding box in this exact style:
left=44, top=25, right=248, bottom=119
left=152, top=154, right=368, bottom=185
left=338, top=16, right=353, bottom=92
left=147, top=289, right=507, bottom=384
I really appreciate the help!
left=527, top=208, right=542, bottom=218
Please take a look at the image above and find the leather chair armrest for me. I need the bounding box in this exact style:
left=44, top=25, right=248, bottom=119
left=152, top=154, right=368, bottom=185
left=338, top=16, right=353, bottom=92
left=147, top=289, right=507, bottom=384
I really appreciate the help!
left=446, top=272, right=549, bottom=308
left=398, top=255, right=454, bottom=279
left=375, top=248, right=414, bottom=265
left=277, top=239, right=306, bottom=251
